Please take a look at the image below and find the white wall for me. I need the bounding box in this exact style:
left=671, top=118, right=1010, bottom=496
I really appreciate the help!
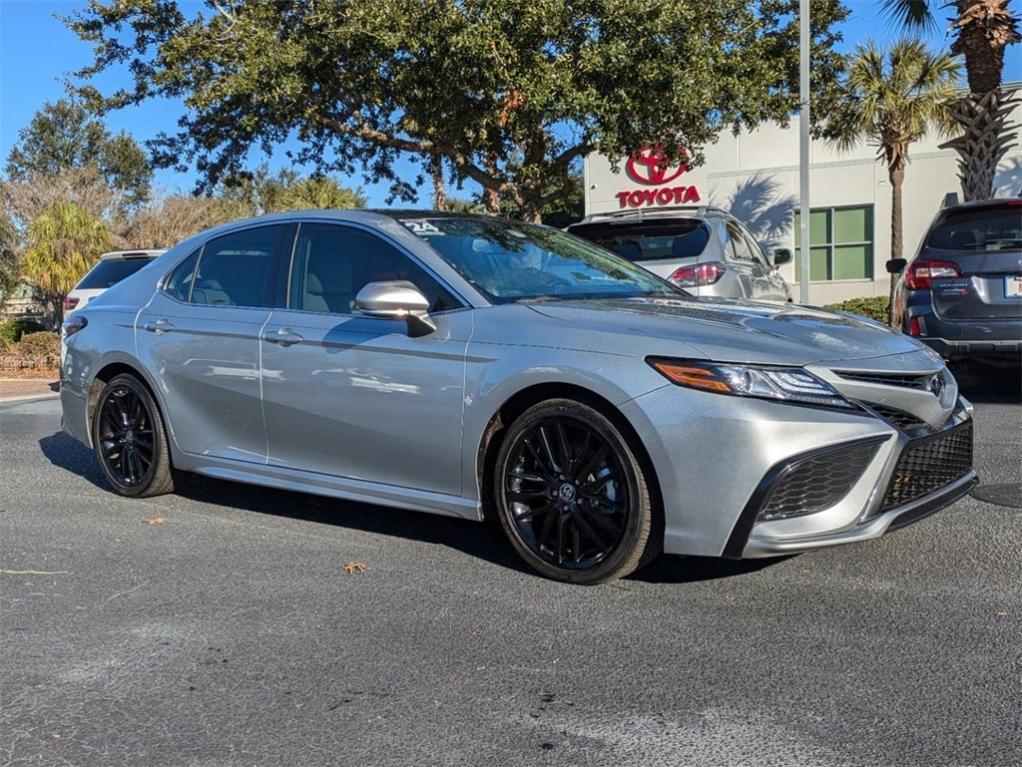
left=584, top=101, right=1022, bottom=305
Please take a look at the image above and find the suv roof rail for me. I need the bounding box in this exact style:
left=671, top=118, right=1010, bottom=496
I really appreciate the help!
left=575, top=204, right=730, bottom=224
left=942, top=192, right=960, bottom=208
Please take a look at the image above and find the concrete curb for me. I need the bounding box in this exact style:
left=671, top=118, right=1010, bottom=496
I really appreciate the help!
left=0, top=393, right=60, bottom=405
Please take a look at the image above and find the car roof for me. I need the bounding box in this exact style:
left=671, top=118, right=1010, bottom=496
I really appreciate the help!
left=570, top=205, right=731, bottom=226
left=941, top=197, right=1022, bottom=212
left=99, top=249, right=166, bottom=261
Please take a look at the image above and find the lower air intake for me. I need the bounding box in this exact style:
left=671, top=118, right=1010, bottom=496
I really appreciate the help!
left=758, top=439, right=884, bottom=521
left=879, top=422, right=973, bottom=512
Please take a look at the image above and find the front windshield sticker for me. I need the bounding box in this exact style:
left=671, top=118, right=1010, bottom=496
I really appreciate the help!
left=400, top=219, right=445, bottom=236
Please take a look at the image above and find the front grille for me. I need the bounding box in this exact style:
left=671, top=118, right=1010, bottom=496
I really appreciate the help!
left=758, top=439, right=883, bottom=521
left=836, top=370, right=931, bottom=389
left=879, top=422, right=973, bottom=512
left=868, top=403, right=929, bottom=433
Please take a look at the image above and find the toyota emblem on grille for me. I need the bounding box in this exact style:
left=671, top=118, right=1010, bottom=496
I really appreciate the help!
left=928, top=371, right=946, bottom=400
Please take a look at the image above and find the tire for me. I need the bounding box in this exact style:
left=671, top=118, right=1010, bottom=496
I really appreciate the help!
left=92, top=373, right=175, bottom=498
left=493, top=398, right=658, bottom=584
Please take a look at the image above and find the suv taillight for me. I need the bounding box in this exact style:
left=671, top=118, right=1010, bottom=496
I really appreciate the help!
left=906, top=259, right=960, bottom=290
left=63, top=296, right=80, bottom=312
left=669, top=262, right=726, bottom=287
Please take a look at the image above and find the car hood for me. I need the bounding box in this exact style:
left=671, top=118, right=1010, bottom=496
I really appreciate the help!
left=524, top=296, right=925, bottom=365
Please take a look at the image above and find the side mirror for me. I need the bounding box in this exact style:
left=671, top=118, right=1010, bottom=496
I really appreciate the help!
left=355, top=281, right=436, bottom=337
left=885, top=258, right=907, bottom=275
left=772, top=248, right=793, bottom=266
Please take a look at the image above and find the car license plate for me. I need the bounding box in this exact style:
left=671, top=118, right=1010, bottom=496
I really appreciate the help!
left=1006, top=275, right=1022, bottom=298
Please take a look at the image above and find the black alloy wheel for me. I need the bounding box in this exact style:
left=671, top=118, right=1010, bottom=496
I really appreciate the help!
left=92, top=374, right=175, bottom=498
left=495, top=399, right=658, bottom=584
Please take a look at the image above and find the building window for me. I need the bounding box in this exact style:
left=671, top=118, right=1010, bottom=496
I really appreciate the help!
left=794, top=205, right=874, bottom=281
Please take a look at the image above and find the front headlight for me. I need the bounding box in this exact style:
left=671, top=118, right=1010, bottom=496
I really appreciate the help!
left=647, top=357, right=854, bottom=409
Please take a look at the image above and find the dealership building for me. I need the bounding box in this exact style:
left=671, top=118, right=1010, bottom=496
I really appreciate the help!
left=583, top=99, right=1022, bottom=306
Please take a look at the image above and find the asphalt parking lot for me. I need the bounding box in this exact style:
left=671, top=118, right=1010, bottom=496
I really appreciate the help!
left=1, top=365, right=1020, bottom=767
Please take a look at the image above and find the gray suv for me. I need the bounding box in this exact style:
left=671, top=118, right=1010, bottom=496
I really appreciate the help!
left=567, top=205, right=792, bottom=301
left=890, top=198, right=1022, bottom=361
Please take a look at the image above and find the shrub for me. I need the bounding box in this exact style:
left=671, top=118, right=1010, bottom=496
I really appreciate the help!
left=17, top=330, right=60, bottom=357
left=0, top=318, right=47, bottom=344
left=824, top=296, right=889, bottom=324
left=0, top=335, right=11, bottom=353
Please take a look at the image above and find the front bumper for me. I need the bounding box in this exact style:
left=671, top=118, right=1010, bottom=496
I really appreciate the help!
left=622, top=370, right=976, bottom=560
left=731, top=406, right=975, bottom=558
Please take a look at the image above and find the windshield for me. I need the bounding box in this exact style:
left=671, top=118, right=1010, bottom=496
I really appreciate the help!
left=399, top=217, right=682, bottom=303
left=927, top=204, right=1022, bottom=251
left=77, top=258, right=152, bottom=289
left=568, top=220, right=711, bottom=262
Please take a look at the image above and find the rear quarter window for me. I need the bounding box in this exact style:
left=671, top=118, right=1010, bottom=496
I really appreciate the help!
left=76, top=258, right=152, bottom=289
left=568, top=220, right=711, bottom=262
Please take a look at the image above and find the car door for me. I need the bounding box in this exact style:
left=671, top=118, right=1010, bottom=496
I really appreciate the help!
left=260, top=222, right=471, bottom=496
left=136, top=224, right=291, bottom=463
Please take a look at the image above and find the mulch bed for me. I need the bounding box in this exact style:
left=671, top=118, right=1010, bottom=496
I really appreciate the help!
left=0, top=354, right=59, bottom=379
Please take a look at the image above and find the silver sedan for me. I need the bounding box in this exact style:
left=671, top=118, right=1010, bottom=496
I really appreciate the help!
left=60, top=211, right=976, bottom=583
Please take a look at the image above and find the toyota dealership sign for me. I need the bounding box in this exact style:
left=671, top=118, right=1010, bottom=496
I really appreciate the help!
left=614, top=146, right=702, bottom=209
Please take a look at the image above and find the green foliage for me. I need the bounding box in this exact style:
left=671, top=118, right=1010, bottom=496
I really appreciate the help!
left=825, top=296, right=890, bottom=324
left=5, top=99, right=152, bottom=208
left=0, top=335, right=11, bottom=354
left=23, top=201, right=111, bottom=316
left=67, top=0, right=849, bottom=221
left=274, top=177, right=367, bottom=212
left=17, top=330, right=60, bottom=358
left=826, top=39, right=959, bottom=162
left=217, top=167, right=366, bottom=215
left=0, top=318, right=46, bottom=345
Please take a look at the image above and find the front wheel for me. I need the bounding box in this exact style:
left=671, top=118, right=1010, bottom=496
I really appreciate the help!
left=92, top=373, right=175, bottom=498
left=493, top=399, right=658, bottom=584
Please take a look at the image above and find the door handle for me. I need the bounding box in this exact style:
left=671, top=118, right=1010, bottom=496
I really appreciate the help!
left=143, top=318, right=174, bottom=334
left=262, top=328, right=304, bottom=347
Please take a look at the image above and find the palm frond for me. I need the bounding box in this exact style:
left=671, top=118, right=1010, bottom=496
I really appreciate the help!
left=880, top=0, right=938, bottom=33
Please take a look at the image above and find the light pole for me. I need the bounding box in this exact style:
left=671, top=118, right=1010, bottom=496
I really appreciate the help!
left=799, top=0, right=811, bottom=303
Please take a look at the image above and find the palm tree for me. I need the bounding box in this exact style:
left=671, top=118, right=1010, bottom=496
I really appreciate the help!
left=23, top=201, right=111, bottom=325
left=883, top=0, right=1021, bottom=200
left=829, top=39, right=960, bottom=325
left=276, top=177, right=367, bottom=211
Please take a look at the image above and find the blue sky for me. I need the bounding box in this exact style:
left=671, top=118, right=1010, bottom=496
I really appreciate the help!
left=2, top=1, right=1020, bottom=207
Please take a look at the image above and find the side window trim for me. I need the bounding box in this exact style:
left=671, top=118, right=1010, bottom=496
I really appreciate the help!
left=283, top=220, right=469, bottom=315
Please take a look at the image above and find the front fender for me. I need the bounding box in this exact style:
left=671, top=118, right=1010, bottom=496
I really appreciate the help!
left=459, top=341, right=670, bottom=507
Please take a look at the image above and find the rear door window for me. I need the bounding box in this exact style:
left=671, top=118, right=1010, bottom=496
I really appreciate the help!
left=77, top=258, right=153, bottom=289
left=928, top=204, right=1022, bottom=251
left=726, top=222, right=757, bottom=262
left=568, top=220, right=710, bottom=262
left=190, top=226, right=286, bottom=308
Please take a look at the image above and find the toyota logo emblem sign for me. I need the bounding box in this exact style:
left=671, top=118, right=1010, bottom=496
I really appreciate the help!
left=616, top=146, right=701, bottom=209
left=626, top=147, right=688, bottom=186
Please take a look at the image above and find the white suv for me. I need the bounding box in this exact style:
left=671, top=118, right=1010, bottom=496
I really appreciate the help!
left=568, top=206, right=792, bottom=301
left=65, top=250, right=165, bottom=315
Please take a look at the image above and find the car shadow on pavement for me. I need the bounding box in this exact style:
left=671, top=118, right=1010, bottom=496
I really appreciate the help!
left=38, top=431, right=111, bottom=490
left=38, top=430, right=786, bottom=584
left=950, top=361, right=1021, bottom=405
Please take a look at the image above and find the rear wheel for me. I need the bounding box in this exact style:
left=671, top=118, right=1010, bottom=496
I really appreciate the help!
left=493, top=399, right=657, bottom=584
left=92, top=374, right=175, bottom=498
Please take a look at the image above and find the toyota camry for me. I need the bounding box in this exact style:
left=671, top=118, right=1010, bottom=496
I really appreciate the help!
left=60, top=211, right=976, bottom=583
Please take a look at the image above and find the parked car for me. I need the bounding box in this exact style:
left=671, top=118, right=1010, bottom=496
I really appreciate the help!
left=61, top=211, right=974, bottom=583
left=889, top=197, right=1022, bottom=362
left=567, top=205, right=792, bottom=301
left=64, top=250, right=165, bottom=315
